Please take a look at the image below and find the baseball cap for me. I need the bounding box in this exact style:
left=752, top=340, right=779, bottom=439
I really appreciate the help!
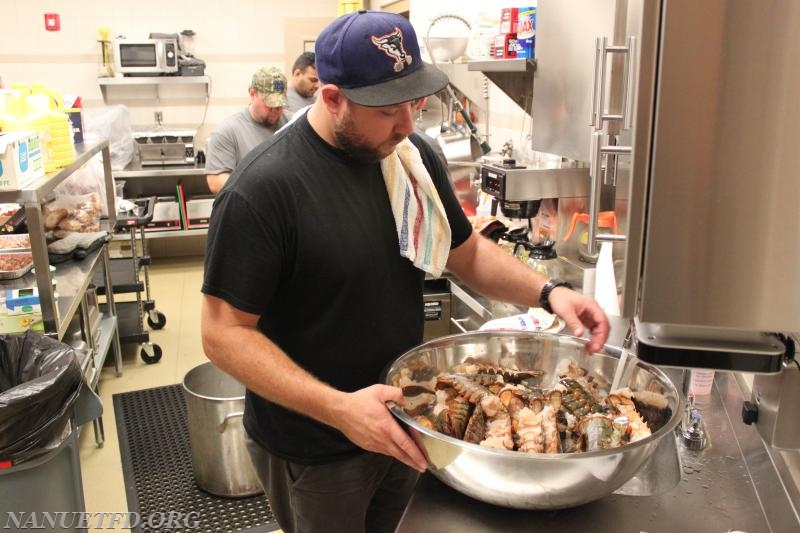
left=250, top=67, right=289, bottom=107
left=315, top=10, right=449, bottom=107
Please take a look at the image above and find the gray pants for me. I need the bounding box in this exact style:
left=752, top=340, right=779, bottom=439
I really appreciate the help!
left=244, top=432, right=419, bottom=533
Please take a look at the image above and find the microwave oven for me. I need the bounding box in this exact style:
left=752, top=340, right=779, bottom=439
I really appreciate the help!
left=113, top=38, right=178, bottom=75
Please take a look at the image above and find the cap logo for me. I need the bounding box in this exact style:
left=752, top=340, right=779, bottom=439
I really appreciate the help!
left=371, top=27, right=413, bottom=73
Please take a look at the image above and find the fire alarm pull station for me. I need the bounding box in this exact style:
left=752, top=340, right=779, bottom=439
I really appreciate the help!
left=44, top=13, right=60, bottom=31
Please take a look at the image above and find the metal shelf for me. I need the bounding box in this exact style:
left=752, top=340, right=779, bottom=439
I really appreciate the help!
left=0, top=139, right=120, bottom=346
left=467, top=58, right=536, bottom=113
left=467, top=58, right=536, bottom=72
left=0, top=245, right=110, bottom=340
left=98, top=76, right=210, bottom=104
left=0, top=141, right=110, bottom=204
left=145, top=228, right=208, bottom=239
left=98, top=76, right=209, bottom=87
left=114, top=165, right=206, bottom=179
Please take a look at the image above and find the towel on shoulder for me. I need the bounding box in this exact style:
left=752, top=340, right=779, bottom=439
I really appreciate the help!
left=381, top=138, right=451, bottom=277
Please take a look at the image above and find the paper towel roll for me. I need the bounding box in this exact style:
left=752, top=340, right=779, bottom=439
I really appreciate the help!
left=594, top=241, right=620, bottom=316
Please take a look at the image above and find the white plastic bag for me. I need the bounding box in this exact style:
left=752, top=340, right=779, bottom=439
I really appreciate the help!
left=82, top=105, right=134, bottom=170
left=479, top=308, right=559, bottom=333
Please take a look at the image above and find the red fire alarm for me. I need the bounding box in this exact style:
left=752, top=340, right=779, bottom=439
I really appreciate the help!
left=44, top=13, right=60, bottom=31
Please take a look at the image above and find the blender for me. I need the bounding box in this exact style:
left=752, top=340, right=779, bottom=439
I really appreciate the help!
left=178, top=29, right=206, bottom=76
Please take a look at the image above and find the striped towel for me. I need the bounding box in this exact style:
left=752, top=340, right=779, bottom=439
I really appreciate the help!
left=381, top=138, right=451, bottom=277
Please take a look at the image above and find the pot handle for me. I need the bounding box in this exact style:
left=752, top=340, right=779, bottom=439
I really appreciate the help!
left=218, top=411, right=244, bottom=433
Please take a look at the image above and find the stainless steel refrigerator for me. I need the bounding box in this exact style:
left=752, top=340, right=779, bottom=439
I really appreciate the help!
left=531, top=0, right=799, bottom=372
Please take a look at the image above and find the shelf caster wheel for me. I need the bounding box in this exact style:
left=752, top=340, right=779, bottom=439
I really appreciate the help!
left=141, top=343, right=162, bottom=364
left=147, top=310, right=167, bottom=330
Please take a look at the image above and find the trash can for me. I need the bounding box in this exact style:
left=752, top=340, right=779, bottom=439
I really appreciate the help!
left=182, top=362, right=263, bottom=497
left=0, top=330, right=101, bottom=532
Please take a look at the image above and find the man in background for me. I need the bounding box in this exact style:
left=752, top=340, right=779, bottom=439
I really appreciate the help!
left=285, top=52, right=319, bottom=115
left=205, top=67, right=289, bottom=195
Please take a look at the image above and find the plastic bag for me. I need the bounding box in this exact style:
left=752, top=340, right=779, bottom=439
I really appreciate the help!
left=42, top=192, right=103, bottom=233
left=82, top=105, right=135, bottom=170
left=0, top=331, right=82, bottom=463
left=478, top=308, right=560, bottom=333
left=52, top=156, right=109, bottom=217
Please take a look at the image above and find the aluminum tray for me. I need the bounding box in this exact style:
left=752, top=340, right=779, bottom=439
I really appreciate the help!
left=0, top=234, right=32, bottom=253
left=0, top=250, right=34, bottom=279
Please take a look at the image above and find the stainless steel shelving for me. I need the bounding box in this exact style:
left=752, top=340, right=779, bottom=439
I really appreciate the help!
left=467, top=58, right=536, bottom=113
left=98, top=76, right=210, bottom=104
left=0, top=140, right=122, bottom=372
left=114, top=162, right=210, bottom=240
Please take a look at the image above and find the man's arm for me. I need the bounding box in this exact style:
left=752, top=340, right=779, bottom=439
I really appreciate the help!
left=206, top=172, right=230, bottom=195
left=446, top=231, right=609, bottom=353
left=200, top=294, right=428, bottom=471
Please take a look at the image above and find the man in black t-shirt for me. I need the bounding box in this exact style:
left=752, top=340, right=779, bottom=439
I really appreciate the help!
left=201, top=10, right=609, bottom=533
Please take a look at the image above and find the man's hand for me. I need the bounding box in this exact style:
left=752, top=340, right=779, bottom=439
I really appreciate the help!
left=331, top=385, right=429, bottom=473
left=548, top=286, right=609, bottom=353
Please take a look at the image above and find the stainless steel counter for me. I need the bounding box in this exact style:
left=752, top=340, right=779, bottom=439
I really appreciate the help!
left=114, top=161, right=206, bottom=178
left=405, top=280, right=800, bottom=532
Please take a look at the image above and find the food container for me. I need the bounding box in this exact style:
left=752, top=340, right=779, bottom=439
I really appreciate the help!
left=0, top=252, right=33, bottom=279
left=383, top=331, right=683, bottom=510
left=0, top=233, right=31, bottom=251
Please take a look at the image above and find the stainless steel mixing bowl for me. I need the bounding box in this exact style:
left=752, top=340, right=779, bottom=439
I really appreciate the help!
left=384, top=331, right=683, bottom=510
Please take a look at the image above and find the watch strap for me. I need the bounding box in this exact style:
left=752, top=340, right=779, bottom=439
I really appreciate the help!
left=539, top=278, right=573, bottom=313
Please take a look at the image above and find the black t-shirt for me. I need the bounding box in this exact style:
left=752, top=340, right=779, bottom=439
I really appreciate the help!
left=201, top=113, right=472, bottom=464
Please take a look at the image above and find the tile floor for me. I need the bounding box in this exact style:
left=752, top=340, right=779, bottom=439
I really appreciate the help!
left=77, top=254, right=258, bottom=532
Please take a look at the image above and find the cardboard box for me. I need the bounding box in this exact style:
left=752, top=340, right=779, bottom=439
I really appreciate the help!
left=500, top=7, right=520, bottom=34
left=64, top=95, right=85, bottom=145
left=0, top=311, right=45, bottom=335
left=494, top=33, right=519, bottom=59
left=0, top=132, right=45, bottom=191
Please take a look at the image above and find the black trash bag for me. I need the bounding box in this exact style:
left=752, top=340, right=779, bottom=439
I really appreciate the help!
left=0, top=330, right=82, bottom=463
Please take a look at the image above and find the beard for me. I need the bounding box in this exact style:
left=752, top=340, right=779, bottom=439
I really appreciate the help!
left=259, top=113, right=281, bottom=127
left=332, top=109, right=405, bottom=163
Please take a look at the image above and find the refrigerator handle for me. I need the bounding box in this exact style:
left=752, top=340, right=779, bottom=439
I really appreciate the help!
left=594, top=37, right=636, bottom=128
left=590, top=37, right=603, bottom=128
left=623, top=36, right=637, bottom=131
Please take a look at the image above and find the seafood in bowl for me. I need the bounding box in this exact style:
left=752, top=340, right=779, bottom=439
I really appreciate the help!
left=384, top=331, right=683, bottom=509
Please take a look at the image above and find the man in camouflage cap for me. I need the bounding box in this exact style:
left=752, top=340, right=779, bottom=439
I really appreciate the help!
left=205, top=66, right=289, bottom=194
left=251, top=66, right=289, bottom=108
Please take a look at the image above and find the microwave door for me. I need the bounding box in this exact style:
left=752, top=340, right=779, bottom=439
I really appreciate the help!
left=121, top=44, right=157, bottom=67
left=119, top=43, right=158, bottom=71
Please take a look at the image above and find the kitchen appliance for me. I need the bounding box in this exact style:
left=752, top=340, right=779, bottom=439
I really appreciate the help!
left=422, top=278, right=451, bottom=342
left=383, top=330, right=683, bottom=509
left=183, top=362, right=263, bottom=497
left=113, top=37, right=179, bottom=76
left=528, top=0, right=799, bottom=452
left=177, top=29, right=206, bottom=77
left=480, top=159, right=587, bottom=220
left=134, top=129, right=196, bottom=166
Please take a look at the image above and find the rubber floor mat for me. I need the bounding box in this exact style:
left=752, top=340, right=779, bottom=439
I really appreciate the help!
left=113, top=384, right=278, bottom=533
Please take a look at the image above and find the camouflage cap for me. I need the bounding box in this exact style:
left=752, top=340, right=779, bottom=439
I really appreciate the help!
left=250, top=67, right=288, bottom=107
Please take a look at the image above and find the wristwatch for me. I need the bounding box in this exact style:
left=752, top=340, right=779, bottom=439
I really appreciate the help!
left=539, top=278, right=574, bottom=314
